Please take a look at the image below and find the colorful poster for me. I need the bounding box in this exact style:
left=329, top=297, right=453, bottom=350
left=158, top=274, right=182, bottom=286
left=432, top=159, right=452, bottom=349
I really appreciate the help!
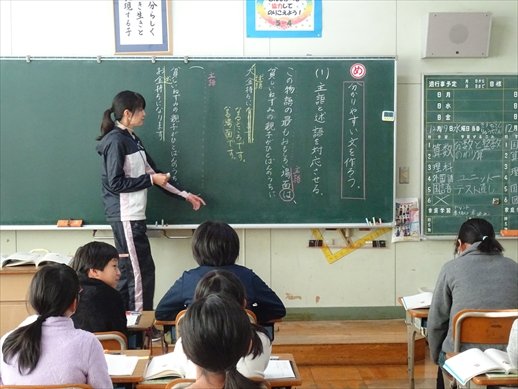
left=246, top=0, right=322, bottom=38
left=392, top=198, right=421, bottom=242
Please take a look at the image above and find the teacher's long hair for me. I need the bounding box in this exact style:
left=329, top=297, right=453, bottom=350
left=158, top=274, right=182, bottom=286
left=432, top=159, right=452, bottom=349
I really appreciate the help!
left=2, top=264, right=80, bottom=374
left=97, top=90, right=146, bottom=140
left=180, top=294, right=265, bottom=389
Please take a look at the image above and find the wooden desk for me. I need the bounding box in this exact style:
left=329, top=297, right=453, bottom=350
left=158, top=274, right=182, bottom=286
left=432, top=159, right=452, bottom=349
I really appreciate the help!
left=399, top=298, right=429, bottom=389
left=128, top=310, right=155, bottom=349
left=110, top=349, right=150, bottom=386
left=267, top=353, right=303, bottom=388
left=471, top=374, right=518, bottom=387
left=0, top=266, right=37, bottom=337
left=135, top=353, right=302, bottom=388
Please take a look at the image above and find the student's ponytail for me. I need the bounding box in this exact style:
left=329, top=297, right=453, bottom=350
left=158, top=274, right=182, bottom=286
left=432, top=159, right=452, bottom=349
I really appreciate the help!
left=2, top=318, right=45, bottom=374
left=477, top=234, right=503, bottom=253
left=457, top=218, right=503, bottom=254
left=224, top=366, right=265, bottom=389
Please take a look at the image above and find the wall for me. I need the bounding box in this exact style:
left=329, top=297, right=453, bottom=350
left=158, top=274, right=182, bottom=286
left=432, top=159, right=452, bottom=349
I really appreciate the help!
left=1, top=0, right=517, bottom=318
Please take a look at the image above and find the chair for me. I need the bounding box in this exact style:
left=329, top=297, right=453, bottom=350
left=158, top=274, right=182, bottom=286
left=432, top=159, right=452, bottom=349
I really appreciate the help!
left=0, top=385, right=93, bottom=389
left=164, top=378, right=195, bottom=389
left=163, top=377, right=271, bottom=389
left=154, top=318, right=176, bottom=354
left=448, top=308, right=518, bottom=388
left=245, top=308, right=258, bottom=324
left=94, top=330, right=128, bottom=350
left=155, top=308, right=260, bottom=354
left=452, top=309, right=518, bottom=352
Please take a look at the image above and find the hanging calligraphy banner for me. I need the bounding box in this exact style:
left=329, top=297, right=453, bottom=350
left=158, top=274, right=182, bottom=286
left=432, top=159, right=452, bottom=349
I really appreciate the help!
left=246, top=0, right=322, bottom=38
left=113, top=0, right=171, bottom=54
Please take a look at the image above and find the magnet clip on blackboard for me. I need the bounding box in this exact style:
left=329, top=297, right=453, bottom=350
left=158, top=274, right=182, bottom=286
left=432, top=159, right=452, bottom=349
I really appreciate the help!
left=96, top=56, right=102, bottom=64
left=183, top=56, right=189, bottom=64
left=26, top=55, right=31, bottom=63
left=500, top=229, right=518, bottom=237
left=151, top=56, right=156, bottom=64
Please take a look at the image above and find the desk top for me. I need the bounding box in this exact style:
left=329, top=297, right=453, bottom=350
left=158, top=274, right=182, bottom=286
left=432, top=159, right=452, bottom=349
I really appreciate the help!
left=129, top=310, right=155, bottom=331
left=471, top=374, right=518, bottom=386
left=268, top=353, right=303, bottom=387
left=398, top=297, right=429, bottom=318
left=135, top=353, right=302, bottom=388
left=109, top=349, right=150, bottom=384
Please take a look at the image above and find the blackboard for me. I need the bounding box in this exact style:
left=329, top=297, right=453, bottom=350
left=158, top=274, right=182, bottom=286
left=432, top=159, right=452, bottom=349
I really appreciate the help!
left=423, top=74, right=518, bottom=235
left=0, top=57, right=395, bottom=226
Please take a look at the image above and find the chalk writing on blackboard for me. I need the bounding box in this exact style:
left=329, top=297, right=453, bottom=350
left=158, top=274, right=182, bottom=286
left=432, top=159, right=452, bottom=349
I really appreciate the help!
left=423, top=74, right=518, bottom=235
left=342, top=81, right=365, bottom=199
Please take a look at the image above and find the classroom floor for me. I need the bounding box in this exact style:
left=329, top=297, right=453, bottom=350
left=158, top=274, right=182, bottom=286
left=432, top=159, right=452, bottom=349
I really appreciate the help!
left=295, top=351, right=437, bottom=389
left=151, top=319, right=438, bottom=389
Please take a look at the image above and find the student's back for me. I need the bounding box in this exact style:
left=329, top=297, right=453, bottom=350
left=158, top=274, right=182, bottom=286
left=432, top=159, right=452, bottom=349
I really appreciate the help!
left=155, top=221, right=286, bottom=324
left=0, top=264, right=112, bottom=388
left=427, top=218, right=518, bottom=389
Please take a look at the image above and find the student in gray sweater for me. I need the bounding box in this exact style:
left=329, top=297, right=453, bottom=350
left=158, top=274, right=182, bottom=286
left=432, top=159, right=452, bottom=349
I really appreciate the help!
left=427, top=218, right=518, bottom=389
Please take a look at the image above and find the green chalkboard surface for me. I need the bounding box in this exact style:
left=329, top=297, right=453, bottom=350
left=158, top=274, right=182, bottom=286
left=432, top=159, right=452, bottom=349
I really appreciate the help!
left=0, top=57, right=395, bottom=226
left=423, top=74, right=518, bottom=235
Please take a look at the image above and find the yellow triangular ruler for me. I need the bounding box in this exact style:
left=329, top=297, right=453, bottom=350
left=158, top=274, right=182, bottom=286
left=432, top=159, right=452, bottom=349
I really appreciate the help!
left=311, top=227, right=391, bottom=264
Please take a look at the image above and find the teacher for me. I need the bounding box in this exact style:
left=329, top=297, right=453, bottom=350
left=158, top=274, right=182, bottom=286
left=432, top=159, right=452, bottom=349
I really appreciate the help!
left=96, top=90, right=206, bottom=311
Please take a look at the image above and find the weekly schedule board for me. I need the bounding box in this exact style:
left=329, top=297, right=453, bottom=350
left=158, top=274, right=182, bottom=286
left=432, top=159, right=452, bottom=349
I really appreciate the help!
left=0, top=57, right=395, bottom=226
left=423, top=74, right=518, bottom=235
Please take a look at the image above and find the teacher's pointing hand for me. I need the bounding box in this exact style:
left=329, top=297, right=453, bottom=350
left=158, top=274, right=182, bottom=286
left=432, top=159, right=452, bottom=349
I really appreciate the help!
left=186, top=193, right=206, bottom=211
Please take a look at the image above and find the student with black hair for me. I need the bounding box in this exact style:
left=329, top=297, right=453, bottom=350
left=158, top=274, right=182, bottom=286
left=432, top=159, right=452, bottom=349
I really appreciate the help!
left=174, top=294, right=267, bottom=389
left=0, top=264, right=112, bottom=387
left=155, top=220, right=285, bottom=326
left=171, top=269, right=272, bottom=379
left=97, top=90, right=205, bottom=311
left=70, top=241, right=127, bottom=335
left=427, top=218, right=518, bottom=389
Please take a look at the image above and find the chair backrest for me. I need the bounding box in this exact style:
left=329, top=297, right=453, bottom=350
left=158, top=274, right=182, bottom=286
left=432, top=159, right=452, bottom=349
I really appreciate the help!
left=245, top=309, right=258, bottom=324
left=164, top=377, right=271, bottom=389
left=94, top=330, right=128, bottom=351
left=164, top=378, right=195, bottom=389
left=0, top=385, right=93, bottom=389
left=174, top=308, right=257, bottom=340
left=452, top=308, right=518, bottom=352
left=174, top=309, right=188, bottom=340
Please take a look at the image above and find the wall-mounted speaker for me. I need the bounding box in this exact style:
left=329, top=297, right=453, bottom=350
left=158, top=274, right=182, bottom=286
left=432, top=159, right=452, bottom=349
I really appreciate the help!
left=423, top=12, right=492, bottom=58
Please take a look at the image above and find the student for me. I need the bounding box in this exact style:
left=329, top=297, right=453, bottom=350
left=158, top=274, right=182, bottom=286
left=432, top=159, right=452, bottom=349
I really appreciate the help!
left=171, top=270, right=272, bottom=379
left=0, top=264, right=112, bottom=388
left=155, top=220, right=286, bottom=326
left=427, top=218, right=518, bottom=389
left=70, top=241, right=127, bottom=335
left=97, top=90, right=206, bottom=311
left=175, top=294, right=267, bottom=389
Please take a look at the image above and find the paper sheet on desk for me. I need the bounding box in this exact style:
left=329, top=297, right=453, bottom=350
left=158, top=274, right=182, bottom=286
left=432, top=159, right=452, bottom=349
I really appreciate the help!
left=105, top=354, right=139, bottom=376
left=126, top=311, right=141, bottom=326
left=264, top=359, right=295, bottom=379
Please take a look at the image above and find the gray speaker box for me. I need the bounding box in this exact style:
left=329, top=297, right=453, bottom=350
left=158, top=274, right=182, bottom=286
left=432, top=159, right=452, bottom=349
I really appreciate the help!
left=423, top=12, right=492, bottom=58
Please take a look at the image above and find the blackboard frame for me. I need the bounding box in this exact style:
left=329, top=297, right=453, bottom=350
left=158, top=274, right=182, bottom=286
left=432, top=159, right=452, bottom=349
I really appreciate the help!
left=0, top=56, right=396, bottom=228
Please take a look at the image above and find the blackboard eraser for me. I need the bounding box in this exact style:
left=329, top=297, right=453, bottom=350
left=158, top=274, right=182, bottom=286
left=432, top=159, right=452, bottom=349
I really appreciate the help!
left=57, top=219, right=83, bottom=227
left=500, top=229, right=518, bottom=237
